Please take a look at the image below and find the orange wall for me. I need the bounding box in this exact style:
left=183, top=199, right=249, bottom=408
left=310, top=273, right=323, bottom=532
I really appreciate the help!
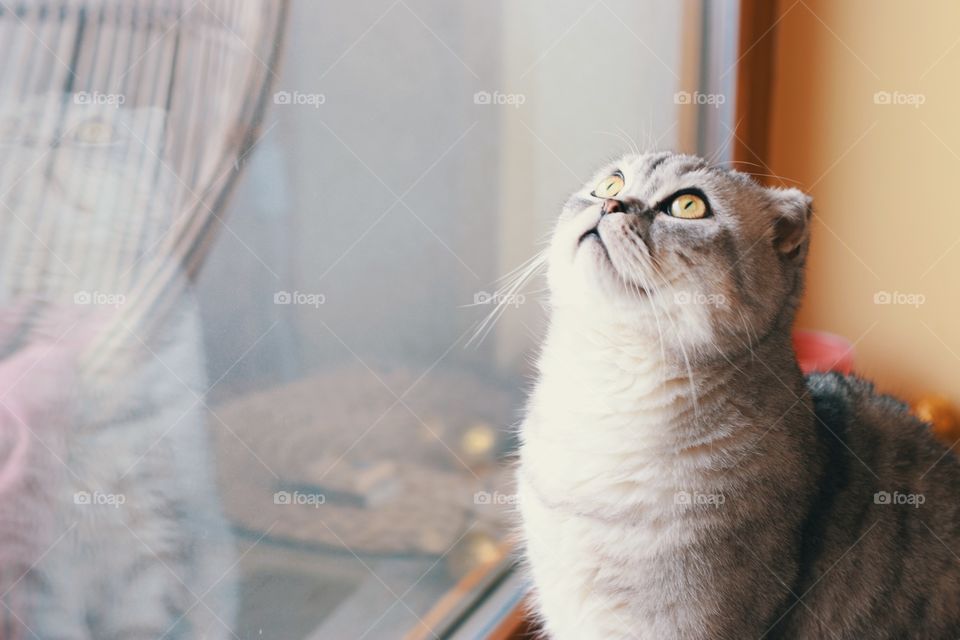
left=768, top=0, right=960, bottom=404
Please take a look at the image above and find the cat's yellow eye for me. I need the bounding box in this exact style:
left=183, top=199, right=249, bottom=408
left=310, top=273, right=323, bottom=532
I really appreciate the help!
left=592, top=173, right=624, bottom=199
left=670, top=193, right=708, bottom=219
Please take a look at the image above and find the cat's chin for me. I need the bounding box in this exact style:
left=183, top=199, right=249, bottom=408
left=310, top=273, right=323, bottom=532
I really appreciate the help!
left=577, top=230, right=608, bottom=259
left=574, top=233, right=615, bottom=281
left=570, top=242, right=651, bottom=306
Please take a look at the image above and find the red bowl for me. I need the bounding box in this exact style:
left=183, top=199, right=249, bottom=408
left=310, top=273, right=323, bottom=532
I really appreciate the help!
left=793, top=330, right=854, bottom=375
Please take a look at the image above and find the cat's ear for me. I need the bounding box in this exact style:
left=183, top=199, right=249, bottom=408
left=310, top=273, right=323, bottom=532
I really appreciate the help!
left=769, top=187, right=813, bottom=258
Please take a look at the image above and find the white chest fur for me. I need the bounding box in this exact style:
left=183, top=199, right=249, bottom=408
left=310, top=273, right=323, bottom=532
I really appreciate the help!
left=518, top=318, right=744, bottom=640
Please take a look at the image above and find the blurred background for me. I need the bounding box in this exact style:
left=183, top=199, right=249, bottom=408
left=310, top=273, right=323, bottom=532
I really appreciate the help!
left=0, top=0, right=958, bottom=639
left=767, top=1, right=960, bottom=411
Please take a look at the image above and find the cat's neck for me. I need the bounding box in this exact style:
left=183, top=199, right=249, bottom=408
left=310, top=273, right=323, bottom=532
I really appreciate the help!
left=529, top=308, right=806, bottom=451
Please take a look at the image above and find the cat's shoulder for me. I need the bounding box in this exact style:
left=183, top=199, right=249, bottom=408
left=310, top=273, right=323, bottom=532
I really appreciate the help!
left=804, top=371, right=943, bottom=451
left=805, top=371, right=912, bottom=423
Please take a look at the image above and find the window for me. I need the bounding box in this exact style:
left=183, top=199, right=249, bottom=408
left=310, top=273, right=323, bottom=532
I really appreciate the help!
left=0, top=1, right=738, bottom=638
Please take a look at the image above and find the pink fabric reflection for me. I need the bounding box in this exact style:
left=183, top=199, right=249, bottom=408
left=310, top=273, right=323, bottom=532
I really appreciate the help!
left=794, top=329, right=855, bottom=374
left=0, top=311, right=78, bottom=640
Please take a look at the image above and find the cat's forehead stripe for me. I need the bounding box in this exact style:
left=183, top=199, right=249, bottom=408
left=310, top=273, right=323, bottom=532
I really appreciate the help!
left=632, top=154, right=706, bottom=180
left=638, top=152, right=673, bottom=178
left=629, top=154, right=684, bottom=200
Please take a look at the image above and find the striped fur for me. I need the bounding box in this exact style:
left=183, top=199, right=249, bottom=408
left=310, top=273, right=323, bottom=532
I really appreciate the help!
left=0, top=96, right=235, bottom=640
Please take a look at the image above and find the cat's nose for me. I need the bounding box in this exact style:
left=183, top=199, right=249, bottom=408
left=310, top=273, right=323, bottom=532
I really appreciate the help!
left=601, top=197, right=644, bottom=216
left=601, top=199, right=622, bottom=215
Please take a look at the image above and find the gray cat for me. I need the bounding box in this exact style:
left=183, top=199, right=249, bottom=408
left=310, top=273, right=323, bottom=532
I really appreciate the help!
left=0, top=95, right=235, bottom=639
left=517, top=150, right=960, bottom=639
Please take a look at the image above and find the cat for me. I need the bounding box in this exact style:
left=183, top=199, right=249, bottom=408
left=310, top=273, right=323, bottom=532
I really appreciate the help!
left=517, top=150, right=960, bottom=639
left=0, top=94, right=235, bottom=639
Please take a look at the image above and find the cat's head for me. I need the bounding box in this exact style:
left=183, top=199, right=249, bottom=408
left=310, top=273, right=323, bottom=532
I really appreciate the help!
left=547, top=151, right=812, bottom=359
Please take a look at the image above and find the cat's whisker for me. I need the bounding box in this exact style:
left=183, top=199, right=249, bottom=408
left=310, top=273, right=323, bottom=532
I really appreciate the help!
left=593, top=129, right=637, bottom=156
left=708, top=116, right=742, bottom=167
left=641, top=112, right=655, bottom=154
left=736, top=308, right=758, bottom=361
left=615, top=125, right=641, bottom=156
left=622, top=243, right=668, bottom=372
left=714, top=159, right=766, bottom=169
left=495, top=250, right=546, bottom=283
left=656, top=292, right=700, bottom=418
left=640, top=279, right=668, bottom=377
left=467, top=249, right=547, bottom=348
left=631, top=247, right=700, bottom=418
left=742, top=172, right=801, bottom=185
left=711, top=159, right=800, bottom=185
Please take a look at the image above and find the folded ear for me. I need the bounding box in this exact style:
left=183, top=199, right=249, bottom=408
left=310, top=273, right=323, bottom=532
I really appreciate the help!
left=769, top=187, right=813, bottom=257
